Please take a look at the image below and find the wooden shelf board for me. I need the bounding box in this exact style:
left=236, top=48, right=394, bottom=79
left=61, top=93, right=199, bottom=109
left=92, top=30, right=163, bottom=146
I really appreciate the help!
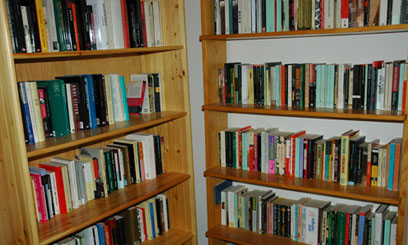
left=206, top=226, right=307, bottom=245
left=200, top=24, right=408, bottom=41
left=202, top=103, right=405, bottom=122
left=13, top=45, right=183, bottom=62
left=205, top=166, right=399, bottom=205
left=38, top=172, right=190, bottom=244
left=143, top=229, right=194, bottom=245
left=26, top=111, right=186, bottom=160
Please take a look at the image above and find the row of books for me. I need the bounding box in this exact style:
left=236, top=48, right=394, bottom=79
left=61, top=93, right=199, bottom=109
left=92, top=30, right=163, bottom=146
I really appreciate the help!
left=29, top=132, right=164, bottom=222
left=5, top=0, right=163, bottom=54
left=219, top=126, right=402, bottom=189
left=218, top=60, right=408, bottom=112
left=219, top=183, right=397, bottom=245
left=214, top=0, right=408, bottom=35
left=55, top=193, right=170, bottom=244
left=18, top=73, right=162, bottom=144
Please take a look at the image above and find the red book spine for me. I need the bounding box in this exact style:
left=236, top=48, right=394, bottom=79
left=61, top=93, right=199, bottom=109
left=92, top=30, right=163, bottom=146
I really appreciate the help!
left=254, top=134, right=258, bottom=171
left=30, top=173, right=48, bottom=222
left=402, top=80, right=407, bottom=113
left=140, top=0, right=148, bottom=47
left=93, top=158, right=99, bottom=178
left=320, top=0, right=325, bottom=29
left=304, top=139, right=308, bottom=178
left=120, top=0, right=130, bottom=48
left=249, top=145, right=254, bottom=171
left=345, top=212, right=350, bottom=245
left=138, top=142, right=146, bottom=181
left=391, top=63, right=400, bottom=110
left=103, top=223, right=111, bottom=245
left=341, top=0, right=349, bottom=21
left=136, top=207, right=148, bottom=240
left=70, top=2, right=81, bottom=50
left=38, top=164, right=68, bottom=214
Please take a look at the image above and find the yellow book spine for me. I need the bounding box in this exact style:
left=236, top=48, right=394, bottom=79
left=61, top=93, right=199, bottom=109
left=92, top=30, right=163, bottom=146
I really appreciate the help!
left=29, top=82, right=45, bottom=142
left=248, top=68, right=254, bottom=104
left=35, top=0, right=48, bottom=52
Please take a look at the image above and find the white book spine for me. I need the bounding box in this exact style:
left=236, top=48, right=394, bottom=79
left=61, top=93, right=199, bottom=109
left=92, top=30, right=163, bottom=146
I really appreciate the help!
left=228, top=190, right=235, bottom=227
left=48, top=171, right=60, bottom=215
left=221, top=190, right=227, bottom=225
left=88, top=0, right=109, bottom=49
left=304, top=207, right=319, bottom=245
left=374, top=212, right=384, bottom=245
left=391, top=0, right=402, bottom=24
left=379, top=0, right=389, bottom=25
left=251, top=0, right=256, bottom=33
left=338, top=64, right=345, bottom=109
left=20, top=6, right=33, bottom=53
left=324, top=0, right=334, bottom=29
left=151, top=0, right=162, bottom=46
left=242, top=65, right=249, bottom=104
left=44, top=0, right=59, bottom=52
left=220, top=131, right=226, bottom=167
left=65, top=84, right=75, bottom=133
left=256, top=0, right=261, bottom=32
left=111, top=75, right=125, bottom=122
left=111, top=0, right=125, bottom=48
left=25, top=82, right=38, bottom=142
left=215, top=0, right=221, bottom=35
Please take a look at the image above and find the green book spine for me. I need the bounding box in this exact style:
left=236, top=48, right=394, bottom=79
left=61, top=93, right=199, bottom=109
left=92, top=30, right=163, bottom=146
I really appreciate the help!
left=337, top=211, right=346, bottom=244
left=53, top=0, right=67, bottom=51
left=104, top=151, right=114, bottom=193
left=37, top=80, right=70, bottom=137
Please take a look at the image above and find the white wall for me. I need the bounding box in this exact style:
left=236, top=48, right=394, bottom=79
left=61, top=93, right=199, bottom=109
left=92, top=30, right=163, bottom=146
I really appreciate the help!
left=184, top=0, right=207, bottom=244
left=184, top=0, right=408, bottom=243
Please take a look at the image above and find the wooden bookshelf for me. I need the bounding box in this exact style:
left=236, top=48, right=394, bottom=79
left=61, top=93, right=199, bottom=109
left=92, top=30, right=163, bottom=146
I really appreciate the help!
left=199, top=24, right=408, bottom=41
left=202, top=103, right=406, bottom=122
left=205, top=166, right=399, bottom=205
left=206, top=226, right=307, bottom=245
left=0, top=0, right=197, bottom=243
left=26, top=111, right=187, bottom=160
left=13, top=46, right=184, bottom=62
left=38, top=172, right=190, bottom=244
left=200, top=0, right=408, bottom=244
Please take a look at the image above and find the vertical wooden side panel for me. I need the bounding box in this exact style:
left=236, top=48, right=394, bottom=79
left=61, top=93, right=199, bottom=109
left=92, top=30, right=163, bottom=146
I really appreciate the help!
left=202, top=40, right=226, bottom=104
left=201, top=0, right=215, bottom=35
left=0, top=0, right=38, bottom=243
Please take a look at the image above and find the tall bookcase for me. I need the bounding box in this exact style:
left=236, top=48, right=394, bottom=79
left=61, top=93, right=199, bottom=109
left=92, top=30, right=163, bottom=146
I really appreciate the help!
left=0, top=0, right=197, bottom=244
left=200, top=1, right=408, bottom=244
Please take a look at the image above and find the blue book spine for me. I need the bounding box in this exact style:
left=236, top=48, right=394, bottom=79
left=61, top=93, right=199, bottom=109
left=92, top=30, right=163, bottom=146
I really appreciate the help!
left=85, top=75, right=97, bottom=129
left=18, top=83, right=35, bottom=144
left=242, top=132, right=248, bottom=170
left=276, top=0, right=282, bottom=32
left=275, top=65, right=281, bottom=106
left=119, top=76, right=130, bottom=121
left=149, top=202, right=156, bottom=238
left=357, top=215, right=365, bottom=245
left=96, top=223, right=105, bottom=245
left=388, top=143, right=396, bottom=190
left=294, top=204, right=298, bottom=241
left=295, top=137, right=300, bottom=177
left=266, top=0, right=275, bottom=32
left=299, top=138, right=304, bottom=178
left=398, top=63, right=405, bottom=111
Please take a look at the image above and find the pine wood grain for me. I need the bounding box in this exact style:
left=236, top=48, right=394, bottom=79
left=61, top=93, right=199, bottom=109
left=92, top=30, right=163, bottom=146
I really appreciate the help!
left=0, top=0, right=38, bottom=243
left=206, top=226, right=308, bottom=245
left=202, top=103, right=406, bottom=122
left=38, top=172, right=190, bottom=244
left=205, top=166, right=400, bottom=205
left=26, top=112, right=186, bottom=160
left=13, top=46, right=183, bottom=61
left=200, top=24, right=408, bottom=41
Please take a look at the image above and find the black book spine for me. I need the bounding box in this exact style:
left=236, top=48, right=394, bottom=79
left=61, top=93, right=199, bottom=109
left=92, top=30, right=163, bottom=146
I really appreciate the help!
left=335, top=138, right=341, bottom=183
left=402, top=0, right=408, bottom=23
left=366, top=64, right=372, bottom=110
left=40, top=87, right=54, bottom=138
left=237, top=65, right=242, bottom=104
left=273, top=203, right=278, bottom=235
left=26, top=0, right=41, bottom=52
left=232, top=0, right=238, bottom=34
left=80, top=0, right=91, bottom=50
left=127, top=0, right=138, bottom=47
left=92, top=75, right=102, bottom=126
left=253, top=65, right=258, bottom=105
left=155, top=198, right=163, bottom=234
left=79, top=77, right=90, bottom=129
left=386, top=0, right=393, bottom=25
left=289, top=0, right=295, bottom=30
left=224, top=64, right=231, bottom=104
left=261, top=201, right=267, bottom=234
left=154, top=135, right=163, bottom=175
left=259, top=65, right=264, bottom=105
left=261, top=0, right=266, bottom=32
left=364, top=0, right=370, bottom=26
left=285, top=65, right=289, bottom=106
left=72, top=0, right=86, bottom=50
left=87, top=6, right=97, bottom=50
left=352, top=65, right=360, bottom=109
left=11, top=0, right=27, bottom=52
left=99, top=75, right=107, bottom=125
left=153, top=74, right=161, bottom=112
left=5, top=0, right=18, bottom=53
left=67, top=0, right=78, bottom=51
left=344, top=68, right=350, bottom=108
left=286, top=205, right=291, bottom=238
left=111, top=150, right=118, bottom=190
left=360, top=65, right=366, bottom=110
left=225, top=131, right=232, bottom=167
left=135, top=0, right=144, bottom=47
left=60, top=0, right=73, bottom=51
left=257, top=133, right=262, bottom=172
left=391, top=61, right=401, bottom=111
